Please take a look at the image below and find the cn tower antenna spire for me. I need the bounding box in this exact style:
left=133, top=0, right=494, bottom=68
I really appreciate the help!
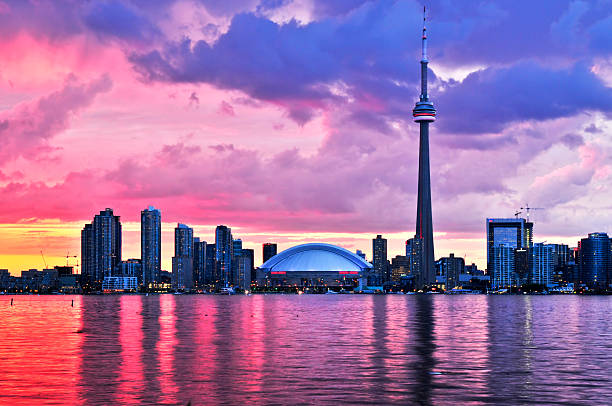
left=422, top=6, right=427, bottom=61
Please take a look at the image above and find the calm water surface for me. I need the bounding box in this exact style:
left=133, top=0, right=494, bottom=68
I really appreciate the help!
left=0, top=295, right=611, bottom=405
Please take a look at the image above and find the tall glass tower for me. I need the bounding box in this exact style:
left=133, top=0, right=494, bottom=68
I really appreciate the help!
left=141, top=206, right=161, bottom=286
left=412, top=8, right=436, bottom=288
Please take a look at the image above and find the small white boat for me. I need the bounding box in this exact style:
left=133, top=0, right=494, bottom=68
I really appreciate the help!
left=218, top=287, right=236, bottom=295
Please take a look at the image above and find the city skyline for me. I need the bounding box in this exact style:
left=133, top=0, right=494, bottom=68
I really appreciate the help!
left=0, top=1, right=611, bottom=274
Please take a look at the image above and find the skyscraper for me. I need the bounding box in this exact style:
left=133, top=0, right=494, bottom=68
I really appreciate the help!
left=193, top=237, right=207, bottom=287
left=80, top=223, right=94, bottom=284
left=82, top=208, right=122, bottom=285
left=412, top=8, right=437, bottom=288
left=172, top=223, right=194, bottom=290
left=216, top=225, right=233, bottom=286
left=97, top=208, right=122, bottom=280
left=263, top=243, right=277, bottom=264
left=141, top=206, right=161, bottom=287
left=406, top=237, right=423, bottom=286
left=205, top=244, right=217, bottom=284
left=486, top=218, right=533, bottom=288
left=531, top=243, right=553, bottom=286
left=372, top=235, right=388, bottom=285
left=242, top=248, right=255, bottom=286
left=578, top=232, right=611, bottom=288
left=232, top=238, right=243, bottom=286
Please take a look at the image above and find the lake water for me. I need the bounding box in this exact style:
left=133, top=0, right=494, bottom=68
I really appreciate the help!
left=0, top=294, right=611, bottom=405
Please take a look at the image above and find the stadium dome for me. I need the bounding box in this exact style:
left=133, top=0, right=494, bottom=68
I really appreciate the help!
left=260, top=243, right=373, bottom=274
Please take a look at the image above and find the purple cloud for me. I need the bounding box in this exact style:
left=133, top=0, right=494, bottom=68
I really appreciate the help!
left=437, top=62, right=612, bottom=134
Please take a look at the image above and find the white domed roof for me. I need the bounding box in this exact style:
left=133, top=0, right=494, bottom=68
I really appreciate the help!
left=260, top=243, right=372, bottom=273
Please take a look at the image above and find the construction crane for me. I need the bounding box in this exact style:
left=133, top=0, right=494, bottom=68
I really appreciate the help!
left=40, top=250, right=48, bottom=269
left=514, top=211, right=522, bottom=218
left=520, top=204, right=545, bottom=221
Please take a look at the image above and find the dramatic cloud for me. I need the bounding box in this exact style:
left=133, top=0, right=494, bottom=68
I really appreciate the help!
left=130, top=0, right=612, bottom=136
left=83, top=0, right=161, bottom=44
left=1, top=0, right=612, bottom=272
left=437, top=62, right=612, bottom=134
left=0, top=75, right=112, bottom=164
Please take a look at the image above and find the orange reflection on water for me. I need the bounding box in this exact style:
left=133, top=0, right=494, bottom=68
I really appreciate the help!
left=0, top=295, right=83, bottom=405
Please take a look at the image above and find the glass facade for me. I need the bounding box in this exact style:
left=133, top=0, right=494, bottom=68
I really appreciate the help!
left=141, top=206, right=161, bottom=286
left=579, top=233, right=611, bottom=288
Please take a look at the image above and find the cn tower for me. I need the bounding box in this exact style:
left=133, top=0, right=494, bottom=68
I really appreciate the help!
left=412, top=7, right=436, bottom=288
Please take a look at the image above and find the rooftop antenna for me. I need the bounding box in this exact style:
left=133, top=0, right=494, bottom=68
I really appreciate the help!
left=419, top=6, right=429, bottom=102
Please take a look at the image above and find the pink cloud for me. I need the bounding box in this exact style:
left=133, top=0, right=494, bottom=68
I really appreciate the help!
left=0, top=74, right=112, bottom=164
left=218, top=100, right=235, bottom=116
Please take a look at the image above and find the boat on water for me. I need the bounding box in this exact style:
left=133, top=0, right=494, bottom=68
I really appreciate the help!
left=218, top=287, right=236, bottom=295
left=325, top=289, right=339, bottom=294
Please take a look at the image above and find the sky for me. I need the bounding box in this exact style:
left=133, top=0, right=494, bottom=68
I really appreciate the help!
left=0, top=0, right=611, bottom=274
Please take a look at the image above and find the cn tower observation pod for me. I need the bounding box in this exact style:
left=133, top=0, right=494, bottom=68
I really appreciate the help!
left=260, top=243, right=373, bottom=288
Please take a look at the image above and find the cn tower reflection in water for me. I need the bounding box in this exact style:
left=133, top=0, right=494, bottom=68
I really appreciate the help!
left=1, top=295, right=612, bottom=405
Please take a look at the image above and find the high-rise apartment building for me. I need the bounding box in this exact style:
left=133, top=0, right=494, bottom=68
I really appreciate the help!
left=141, top=206, right=161, bottom=286
left=531, top=243, right=553, bottom=286
left=81, top=208, right=122, bottom=286
left=263, top=243, right=277, bottom=264
left=205, top=244, right=216, bottom=284
left=578, top=233, right=611, bottom=288
left=232, top=239, right=243, bottom=286
left=242, top=248, right=255, bottom=286
left=406, top=237, right=423, bottom=286
left=172, top=224, right=194, bottom=290
left=81, top=223, right=94, bottom=284
left=216, top=225, right=233, bottom=286
left=372, top=235, right=388, bottom=285
left=193, top=238, right=207, bottom=287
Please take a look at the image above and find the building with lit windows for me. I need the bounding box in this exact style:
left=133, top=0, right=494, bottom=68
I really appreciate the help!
left=81, top=208, right=122, bottom=287
left=486, top=218, right=533, bottom=288
left=172, top=224, right=194, bottom=290
left=372, top=235, right=388, bottom=285
left=216, top=225, right=233, bottom=286
left=578, top=233, right=611, bottom=288
left=531, top=243, right=554, bottom=286
left=141, top=206, right=161, bottom=286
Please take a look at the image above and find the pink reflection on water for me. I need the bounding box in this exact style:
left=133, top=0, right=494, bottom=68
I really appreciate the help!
left=432, top=296, right=490, bottom=404
left=195, top=296, right=217, bottom=395
left=0, top=295, right=83, bottom=405
left=239, top=295, right=265, bottom=397
left=119, top=295, right=144, bottom=403
left=158, top=294, right=178, bottom=404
